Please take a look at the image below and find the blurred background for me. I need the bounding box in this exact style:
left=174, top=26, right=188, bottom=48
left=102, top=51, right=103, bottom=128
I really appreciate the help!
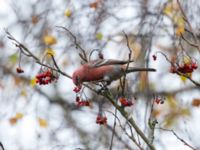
left=0, top=0, right=200, bottom=149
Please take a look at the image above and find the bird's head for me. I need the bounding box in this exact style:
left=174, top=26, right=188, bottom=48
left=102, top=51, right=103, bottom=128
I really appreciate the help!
left=72, top=70, right=82, bottom=86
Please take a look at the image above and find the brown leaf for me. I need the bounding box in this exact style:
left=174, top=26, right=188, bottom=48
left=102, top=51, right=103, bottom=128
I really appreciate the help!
left=9, top=117, right=18, bottom=125
left=192, top=99, right=200, bottom=107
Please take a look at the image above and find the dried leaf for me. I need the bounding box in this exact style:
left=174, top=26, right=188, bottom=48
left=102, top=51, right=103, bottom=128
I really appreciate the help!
left=152, top=109, right=161, bottom=117
left=9, top=117, right=18, bottom=125
left=31, top=15, right=39, bottom=24
left=89, top=2, right=98, bottom=9
left=14, top=77, right=22, bottom=86
left=192, top=99, right=200, bottom=107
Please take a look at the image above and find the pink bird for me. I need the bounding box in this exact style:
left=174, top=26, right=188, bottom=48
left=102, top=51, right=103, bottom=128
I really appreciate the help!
left=72, top=59, right=156, bottom=87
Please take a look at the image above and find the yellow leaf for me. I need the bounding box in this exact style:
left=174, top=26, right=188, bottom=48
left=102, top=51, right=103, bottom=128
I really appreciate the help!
left=163, top=3, right=173, bottom=16
left=176, top=16, right=184, bottom=26
left=43, top=35, right=57, bottom=45
left=20, top=89, right=27, bottom=97
left=175, top=26, right=185, bottom=36
left=15, top=113, right=24, bottom=119
left=180, top=75, right=187, bottom=82
left=45, top=48, right=55, bottom=56
left=164, top=116, right=176, bottom=127
left=9, top=53, right=18, bottom=64
left=183, top=57, right=191, bottom=64
left=180, top=108, right=190, bottom=116
left=175, top=25, right=185, bottom=36
left=30, top=78, right=37, bottom=87
left=38, top=118, right=48, bottom=128
left=166, top=95, right=177, bottom=108
left=64, top=8, right=72, bottom=17
left=96, top=33, right=103, bottom=40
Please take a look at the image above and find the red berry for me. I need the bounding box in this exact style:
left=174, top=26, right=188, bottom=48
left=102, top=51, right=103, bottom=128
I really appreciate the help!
left=73, top=86, right=82, bottom=93
left=119, top=97, right=133, bottom=107
left=96, top=115, right=107, bottom=125
left=45, top=70, right=52, bottom=77
left=76, top=96, right=80, bottom=102
left=192, top=63, right=198, bottom=70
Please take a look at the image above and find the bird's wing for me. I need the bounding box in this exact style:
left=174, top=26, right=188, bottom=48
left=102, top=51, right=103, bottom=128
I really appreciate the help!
left=90, top=59, right=134, bottom=68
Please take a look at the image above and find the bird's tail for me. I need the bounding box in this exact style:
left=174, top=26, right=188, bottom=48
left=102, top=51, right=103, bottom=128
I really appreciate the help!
left=126, top=67, right=156, bottom=73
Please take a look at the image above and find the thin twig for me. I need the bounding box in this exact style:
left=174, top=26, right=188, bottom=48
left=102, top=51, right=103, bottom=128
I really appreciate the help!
left=6, top=31, right=71, bottom=79
left=121, top=31, right=133, bottom=96
left=158, top=128, right=196, bottom=150
left=109, top=106, right=117, bottom=150
left=7, top=30, right=154, bottom=150
left=181, top=34, right=199, bottom=48
left=103, top=90, right=155, bottom=150
left=155, top=51, right=200, bottom=87
left=148, top=97, right=158, bottom=144
left=0, top=142, right=4, bottom=150
left=107, top=110, right=144, bottom=150
left=56, top=26, right=88, bottom=62
left=177, top=0, right=200, bottom=52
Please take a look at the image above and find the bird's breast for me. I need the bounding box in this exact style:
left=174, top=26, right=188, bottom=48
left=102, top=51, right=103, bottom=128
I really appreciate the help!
left=82, top=66, right=114, bottom=82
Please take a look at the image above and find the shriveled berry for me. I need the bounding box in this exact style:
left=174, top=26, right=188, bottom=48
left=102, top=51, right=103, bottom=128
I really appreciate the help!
left=152, top=55, right=157, bottom=61
left=16, top=67, right=24, bottom=73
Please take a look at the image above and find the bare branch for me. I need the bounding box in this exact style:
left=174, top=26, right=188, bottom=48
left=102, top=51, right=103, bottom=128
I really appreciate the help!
left=158, top=128, right=196, bottom=150
left=56, top=26, right=88, bottom=62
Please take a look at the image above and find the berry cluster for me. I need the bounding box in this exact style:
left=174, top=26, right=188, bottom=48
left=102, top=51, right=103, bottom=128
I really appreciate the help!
left=76, top=96, right=90, bottom=107
left=119, top=97, right=134, bottom=107
left=73, top=86, right=82, bottom=93
left=170, top=62, right=198, bottom=74
left=36, top=70, right=58, bottom=85
left=96, top=115, right=107, bottom=125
